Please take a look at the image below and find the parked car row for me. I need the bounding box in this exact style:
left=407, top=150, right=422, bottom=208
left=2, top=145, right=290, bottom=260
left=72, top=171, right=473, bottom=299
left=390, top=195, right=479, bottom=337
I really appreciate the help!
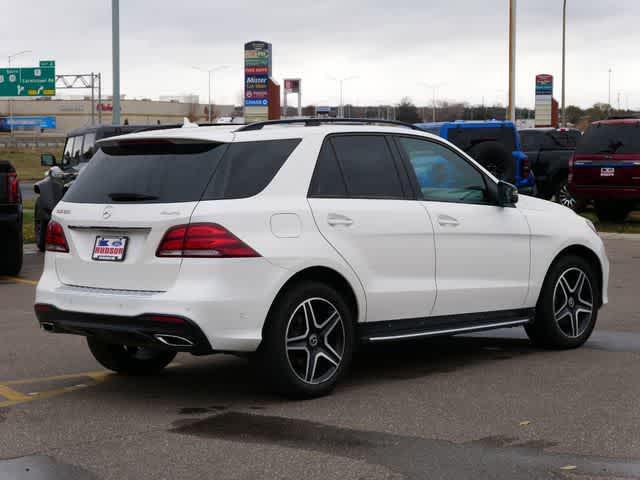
left=415, top=118, right=639, bottom=222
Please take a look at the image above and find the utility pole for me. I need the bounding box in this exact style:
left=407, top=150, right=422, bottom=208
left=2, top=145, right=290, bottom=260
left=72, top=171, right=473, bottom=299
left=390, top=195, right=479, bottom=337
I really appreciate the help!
left=561, top=0, right=567, bottom=127
left=112, top=0, right=121, bottom=125
left=507, top=0, right=517, bottom=122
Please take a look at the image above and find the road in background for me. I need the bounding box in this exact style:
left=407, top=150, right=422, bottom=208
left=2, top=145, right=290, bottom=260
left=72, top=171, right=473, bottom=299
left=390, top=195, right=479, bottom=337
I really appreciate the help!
left=19, top=181, right=35, bottom=201
left=1, top=236, right=639, bottom=479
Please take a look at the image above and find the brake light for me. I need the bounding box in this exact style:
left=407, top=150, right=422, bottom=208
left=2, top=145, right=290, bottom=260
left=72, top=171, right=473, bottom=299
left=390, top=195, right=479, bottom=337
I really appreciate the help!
left=7, top=172, right=19, bottom=203
left=521, top=156, right=531, bottom=179
left=156, top=223, right=260, bottom=258
left=45, top=221, right=69, bottom=253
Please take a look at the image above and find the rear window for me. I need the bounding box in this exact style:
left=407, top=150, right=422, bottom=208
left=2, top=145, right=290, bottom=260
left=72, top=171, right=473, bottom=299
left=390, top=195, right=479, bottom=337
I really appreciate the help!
left=446, top=127, right=517, bottom=153
left=64, top=138, right=301, bottom=204
left=576, top=123, right=640, bottom=154
left=63, top=141, right=228, bottom=204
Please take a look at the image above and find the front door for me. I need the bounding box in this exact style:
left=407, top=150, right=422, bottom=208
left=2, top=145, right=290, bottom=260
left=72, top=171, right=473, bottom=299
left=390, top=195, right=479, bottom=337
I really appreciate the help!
left=395, top=135, right=530, bottom=317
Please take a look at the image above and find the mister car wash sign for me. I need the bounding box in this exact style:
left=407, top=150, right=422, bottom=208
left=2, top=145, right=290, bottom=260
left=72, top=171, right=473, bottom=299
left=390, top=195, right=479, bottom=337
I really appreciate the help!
left=244, top=41, right=272, bottom=118
left=0, top=60, right=56, bottom=97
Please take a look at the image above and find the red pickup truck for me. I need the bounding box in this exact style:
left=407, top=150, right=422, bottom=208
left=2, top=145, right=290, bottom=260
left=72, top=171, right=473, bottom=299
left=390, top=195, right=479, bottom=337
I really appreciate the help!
left=569, top=118, right=640, bottom=222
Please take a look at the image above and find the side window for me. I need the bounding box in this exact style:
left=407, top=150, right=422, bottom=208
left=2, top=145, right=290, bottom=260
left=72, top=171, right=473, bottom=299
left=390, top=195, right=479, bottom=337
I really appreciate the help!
left=81, top=133, right=96, bottom=161
left=62, top=137, right=76, bottom=166
left=308, top=141, right=347, bottom=198
left=398, top=137, right=489, bottom=204
left=204, top=139, right=301, bottom=199
left=70, top=136, right=83, bottom=166
left=330, top=135, right=404, bottom=199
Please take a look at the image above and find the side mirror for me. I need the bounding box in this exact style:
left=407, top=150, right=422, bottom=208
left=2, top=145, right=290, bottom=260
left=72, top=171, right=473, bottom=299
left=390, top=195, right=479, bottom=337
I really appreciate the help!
left=41, top=153, right=57, bottom=167
left=497, top=181, right=518, bottom=206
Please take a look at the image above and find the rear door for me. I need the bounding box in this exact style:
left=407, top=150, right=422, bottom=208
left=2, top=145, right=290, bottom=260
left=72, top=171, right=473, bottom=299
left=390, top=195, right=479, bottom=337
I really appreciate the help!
left=573, top=123, right=640, bottom=188
left=308, top=134, right=437, bottom=322
left=53, top=137, right=231, bottom=292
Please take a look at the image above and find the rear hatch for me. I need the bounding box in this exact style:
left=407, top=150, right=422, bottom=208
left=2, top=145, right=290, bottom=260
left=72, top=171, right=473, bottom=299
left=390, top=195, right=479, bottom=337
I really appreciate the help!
left=572, top=122, right=640, bottom=188
left=53, top=136, right=230, bottom=291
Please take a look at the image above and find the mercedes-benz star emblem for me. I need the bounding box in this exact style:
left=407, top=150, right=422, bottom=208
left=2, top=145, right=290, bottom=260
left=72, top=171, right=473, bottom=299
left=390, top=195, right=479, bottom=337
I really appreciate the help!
left=102, top=206, right=113, bottom=220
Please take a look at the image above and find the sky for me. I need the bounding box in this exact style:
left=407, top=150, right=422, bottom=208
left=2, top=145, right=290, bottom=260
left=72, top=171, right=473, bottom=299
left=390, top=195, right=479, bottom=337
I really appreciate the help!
left=3, top=0, right=639, bottom=109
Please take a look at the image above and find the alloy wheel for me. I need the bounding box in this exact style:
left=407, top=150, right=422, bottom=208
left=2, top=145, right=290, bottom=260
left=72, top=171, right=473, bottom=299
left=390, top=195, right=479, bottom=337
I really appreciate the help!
left=553, top=267, right=594, bottom=338
left=557, top=182, right=577, bottom=210
left=285, top=297, right=345, bottom=385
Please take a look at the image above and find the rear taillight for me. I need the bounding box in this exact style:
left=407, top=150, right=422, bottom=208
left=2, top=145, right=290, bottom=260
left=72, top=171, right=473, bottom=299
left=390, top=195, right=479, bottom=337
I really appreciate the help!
left=156, top=223, right=260, bottom=258
left=521, top=156, right=531, bottom=179
left=7, top=172, right=19, bottom=203
left=45, top=221, right=69, bottom=253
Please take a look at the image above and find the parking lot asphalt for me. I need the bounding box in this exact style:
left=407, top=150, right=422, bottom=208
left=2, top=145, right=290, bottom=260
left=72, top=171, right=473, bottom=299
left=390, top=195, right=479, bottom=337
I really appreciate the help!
left=1, top=236, right=640, bottom=480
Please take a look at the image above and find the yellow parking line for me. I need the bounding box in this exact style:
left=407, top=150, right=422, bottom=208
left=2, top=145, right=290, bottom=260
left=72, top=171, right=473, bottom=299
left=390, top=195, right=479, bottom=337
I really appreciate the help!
left=3, top=370, right=109, bottom=386
left=0, top=384, right=31, bottom=402
left=0, top=370, right=112, bottom=408
left=0, top=276, right=38, bottom=286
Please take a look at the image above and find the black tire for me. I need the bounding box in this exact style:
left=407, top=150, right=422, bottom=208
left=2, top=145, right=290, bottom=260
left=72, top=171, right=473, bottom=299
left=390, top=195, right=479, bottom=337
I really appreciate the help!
left=525, top=255, right=599, bottom=349
left=87, top=337, right=176, bottom=375
left=257, top=281, right=355, bottom=398
left=554, top=178, right=587, bottom=212
left=0, top=224, right=23, bottom=276
left=34, top=200, right=47, bottom=252
left=594, top=201, right=633, bottom=223
left=466, top=141, right=515, bottom=184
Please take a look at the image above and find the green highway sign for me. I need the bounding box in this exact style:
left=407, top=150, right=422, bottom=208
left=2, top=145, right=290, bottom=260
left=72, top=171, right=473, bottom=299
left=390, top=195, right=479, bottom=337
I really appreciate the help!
left=0, top=61, right=56, bottom=97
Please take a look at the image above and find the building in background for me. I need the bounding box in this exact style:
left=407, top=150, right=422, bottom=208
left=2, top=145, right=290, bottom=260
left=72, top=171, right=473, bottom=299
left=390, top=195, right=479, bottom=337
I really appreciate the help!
left=0, top=98, right=236, bottom=137
left=159, top=94, right=200, bottom=104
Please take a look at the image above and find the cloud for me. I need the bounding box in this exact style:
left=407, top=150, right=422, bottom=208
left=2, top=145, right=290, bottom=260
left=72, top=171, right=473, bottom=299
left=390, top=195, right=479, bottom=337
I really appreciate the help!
left=3, top=0, right=639, bottom=109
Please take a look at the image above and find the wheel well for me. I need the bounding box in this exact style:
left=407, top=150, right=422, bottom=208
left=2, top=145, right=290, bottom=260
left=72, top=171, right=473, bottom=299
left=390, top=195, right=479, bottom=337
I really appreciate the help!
left=549, top=245, right=604, bottom=305
left=267, top=266, right=360, bottom=327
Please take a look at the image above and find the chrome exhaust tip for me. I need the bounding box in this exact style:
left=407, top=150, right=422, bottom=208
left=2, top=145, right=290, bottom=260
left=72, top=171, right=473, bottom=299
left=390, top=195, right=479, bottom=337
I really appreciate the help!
left=41, top=322, right=55, bottom=332
left=154, top=334, right=194, bottom=348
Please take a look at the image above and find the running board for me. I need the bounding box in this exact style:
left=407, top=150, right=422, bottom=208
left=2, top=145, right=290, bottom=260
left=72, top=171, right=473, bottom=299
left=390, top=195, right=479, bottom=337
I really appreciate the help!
left=359, top=309, right=534, bottom=343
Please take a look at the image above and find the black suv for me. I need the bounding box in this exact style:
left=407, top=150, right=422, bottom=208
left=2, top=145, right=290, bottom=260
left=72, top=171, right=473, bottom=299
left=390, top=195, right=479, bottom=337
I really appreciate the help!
left=0, top=160, right=23, bottom=275
left=34, top=124, right=180, bottom=251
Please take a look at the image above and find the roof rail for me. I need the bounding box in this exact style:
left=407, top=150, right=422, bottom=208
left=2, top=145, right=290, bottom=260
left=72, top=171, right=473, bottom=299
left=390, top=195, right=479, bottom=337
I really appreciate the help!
left=606, top=115, right=640, bottom=120
left=236, top=118, right=423, bottom=132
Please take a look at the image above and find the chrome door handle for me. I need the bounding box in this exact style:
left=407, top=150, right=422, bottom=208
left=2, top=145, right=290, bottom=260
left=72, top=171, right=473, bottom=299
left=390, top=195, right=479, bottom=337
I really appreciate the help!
left=327, top=213, right=354, bottom=227
left=437, top=215, right=459, bottom=227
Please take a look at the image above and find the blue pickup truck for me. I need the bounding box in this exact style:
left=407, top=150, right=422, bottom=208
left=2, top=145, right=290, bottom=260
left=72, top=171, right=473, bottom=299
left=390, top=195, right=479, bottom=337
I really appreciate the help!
left=414, top=120, right=536, bottom=194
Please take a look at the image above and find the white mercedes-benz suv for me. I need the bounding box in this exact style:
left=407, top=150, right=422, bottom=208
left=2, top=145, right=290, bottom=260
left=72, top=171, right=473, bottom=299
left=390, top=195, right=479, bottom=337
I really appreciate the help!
left=35, top=119, right=609, bottom=398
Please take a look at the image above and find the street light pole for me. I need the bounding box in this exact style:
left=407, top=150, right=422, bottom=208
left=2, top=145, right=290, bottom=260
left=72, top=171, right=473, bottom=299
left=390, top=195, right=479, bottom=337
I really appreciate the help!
left=508, top=0, right=517, bottom=122
left=328, top=75, right=357, bottom=118
left=112, top=0, right=121, bottom=125
left=193, top=65, right=229, bottom=123
left=7, top=50, right=33, bottom=137
left=561, top=0, right=567, bottom=127
left=608, top=68, right=612, bottom=107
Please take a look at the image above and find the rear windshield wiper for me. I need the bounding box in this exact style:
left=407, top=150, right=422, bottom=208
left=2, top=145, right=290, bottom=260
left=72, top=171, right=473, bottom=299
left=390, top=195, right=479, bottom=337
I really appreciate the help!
left=108, top=192, right=159, bottom=202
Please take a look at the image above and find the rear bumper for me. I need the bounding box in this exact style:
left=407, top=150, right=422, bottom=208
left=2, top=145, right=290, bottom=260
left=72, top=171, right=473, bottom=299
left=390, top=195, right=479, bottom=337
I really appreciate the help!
left=34, top=305, right=214, bottom=354
left=35, top=254, right=291, bottom=353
